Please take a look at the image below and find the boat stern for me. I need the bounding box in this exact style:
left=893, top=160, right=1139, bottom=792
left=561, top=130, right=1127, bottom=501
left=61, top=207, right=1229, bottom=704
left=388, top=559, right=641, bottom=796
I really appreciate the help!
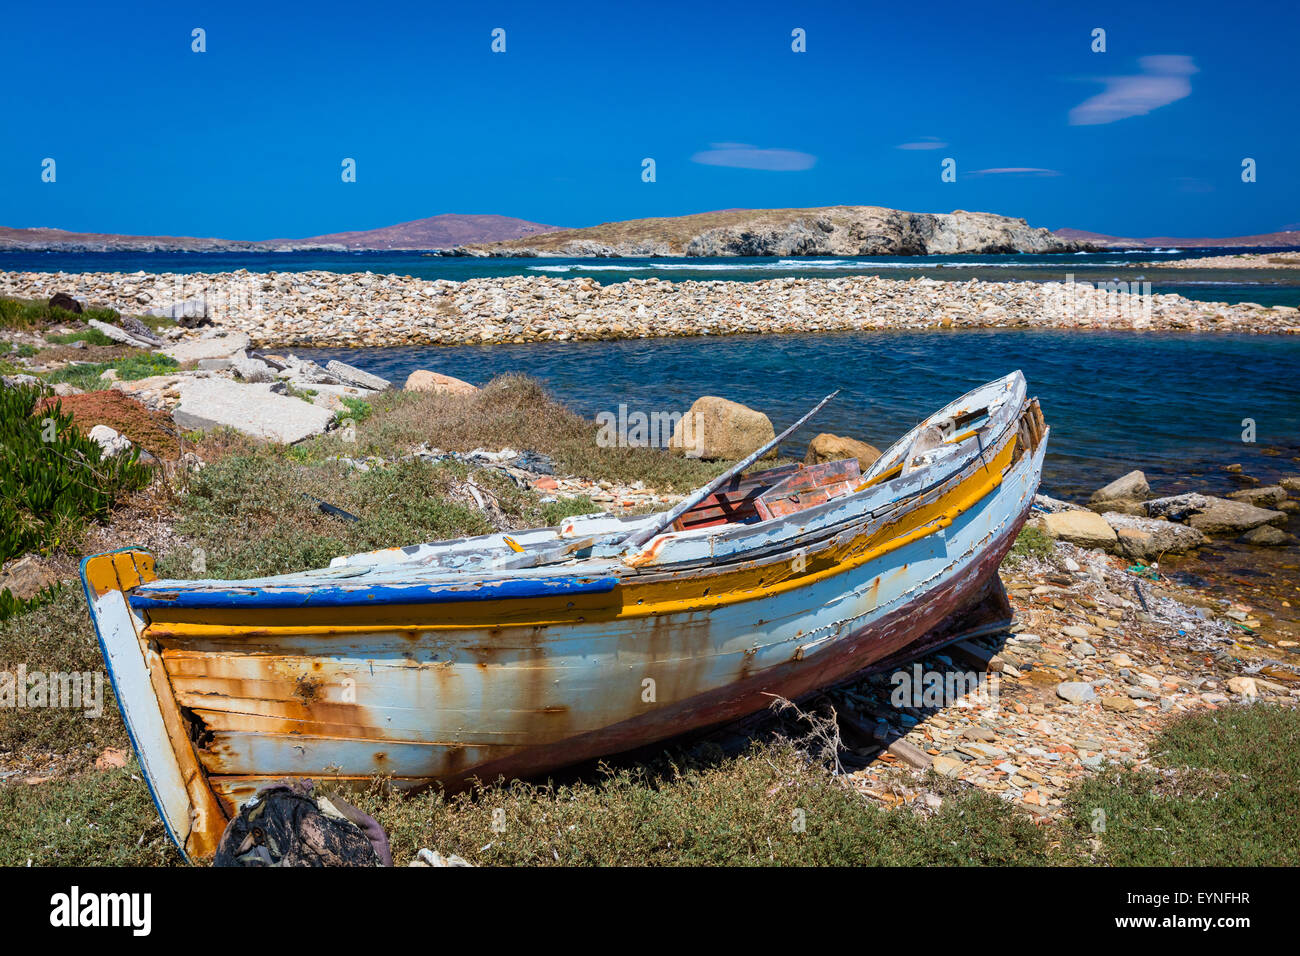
left=80, top=548, right=227, bottom=862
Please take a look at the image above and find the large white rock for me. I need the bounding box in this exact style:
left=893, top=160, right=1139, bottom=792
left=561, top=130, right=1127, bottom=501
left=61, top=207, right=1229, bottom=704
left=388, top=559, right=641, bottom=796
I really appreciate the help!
left=1090, top=469, right=1149, bottom=503
left=147, top=296, right=209, bottom=321
left=1040, top=509, right=1118, bottom=549
left=88, top=318, right=153, bottom=349
left=230, top=350, right=275, bottom=383
left=326, top=360, right=392, bottom=391
left=1145, top=493, right=1286, bottom=534
left=162, top=330, right=251, bottom=363
left=404, top=369, right=478, bottom=396
left=88, top=424, right=133, bottom=457
left=1102, top=512, right=1207, bottom=560
left=172, top=378, right=335, bottom=444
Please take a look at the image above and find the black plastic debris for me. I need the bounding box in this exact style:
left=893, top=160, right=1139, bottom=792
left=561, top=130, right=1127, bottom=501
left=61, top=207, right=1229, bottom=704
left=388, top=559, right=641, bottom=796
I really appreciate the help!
left=512, top=451, right=555, bottom=475
left=302, top=493, right=360, bottom=522
left=214, top=779, right=392, bottom=867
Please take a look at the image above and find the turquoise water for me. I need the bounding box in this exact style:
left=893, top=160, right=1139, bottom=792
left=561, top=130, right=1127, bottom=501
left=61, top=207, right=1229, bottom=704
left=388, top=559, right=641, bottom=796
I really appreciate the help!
left=294, top=329, right=1300, bottom=500
left=3, top=248, right=1299, bottom=307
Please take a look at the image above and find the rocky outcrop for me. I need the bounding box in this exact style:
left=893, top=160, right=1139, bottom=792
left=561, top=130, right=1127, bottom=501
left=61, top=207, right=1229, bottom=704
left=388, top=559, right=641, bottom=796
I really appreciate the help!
left=1090, top=470, right=1149, bottom=505
left=326, top=360, right=393, bottom=391
left=1238, top=525, right=1298, bottom=547
left=48, top=292, right=83, bottom=314
left=0, top=554, right=59, bottom=600
left=1227, top=486, right=1289, bottom=508
left=172, top=378, right=336, bottom=444
left=1144, top=494, right=1286, bottom=534
left=4, top=270, right=1294, bottom=347
left=161, top=329, right=251, bottom=363
left=1101, top=513, right=1207, bottom=560
left=684, top=209, right=1085, bottom=257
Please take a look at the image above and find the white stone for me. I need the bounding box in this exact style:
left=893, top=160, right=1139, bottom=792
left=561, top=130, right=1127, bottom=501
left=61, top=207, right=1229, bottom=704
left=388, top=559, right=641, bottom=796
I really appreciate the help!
left=88, top=424, right=132, bottom=456
left=172, top=378, right=335, bottom=444
left=162, top=330, right=251, bottom=363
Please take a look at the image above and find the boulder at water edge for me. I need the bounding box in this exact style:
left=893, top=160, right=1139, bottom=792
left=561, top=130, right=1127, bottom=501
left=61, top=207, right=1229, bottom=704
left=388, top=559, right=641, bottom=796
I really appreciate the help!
left=669, top=396, right=775, bottom=460
left=805, top=433, right=882, bottom=472
left=404, top=369, right=478, bottom=396
left=1039, top=509, right=1118, bottom=550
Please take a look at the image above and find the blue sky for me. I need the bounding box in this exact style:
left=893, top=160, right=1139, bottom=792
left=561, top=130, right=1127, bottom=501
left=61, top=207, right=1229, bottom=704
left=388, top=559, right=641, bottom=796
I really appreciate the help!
left=2, top=0, right=1296, bottom=239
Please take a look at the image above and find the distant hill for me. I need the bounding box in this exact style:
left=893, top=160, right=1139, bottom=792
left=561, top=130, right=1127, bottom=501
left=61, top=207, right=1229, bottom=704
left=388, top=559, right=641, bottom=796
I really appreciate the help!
left=453, top=206, right=1091, bottom=257
left=0, top=226, right=268, bottom=253
left=1054, top=227, right=1300, bottom=249
left=0, top=214, right=563, bottom=253
left=289, top=214, right=563, bottom=250
left=6, top=210, right=1294, bottom=256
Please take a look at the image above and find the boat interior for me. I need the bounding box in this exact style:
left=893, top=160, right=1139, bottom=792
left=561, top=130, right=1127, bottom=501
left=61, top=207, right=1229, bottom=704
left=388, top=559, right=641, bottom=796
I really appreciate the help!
left=126, top=372, right=1041, bottom=596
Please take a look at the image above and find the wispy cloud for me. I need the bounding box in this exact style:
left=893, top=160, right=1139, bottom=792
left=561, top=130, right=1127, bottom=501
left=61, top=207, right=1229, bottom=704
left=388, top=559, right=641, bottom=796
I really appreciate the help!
left=897, top=137, right=948, bottom=150
left=691, top=143, right=816, bottom=171
left=1069, top=55, right=1197, bottom=126
left=967, top=167, right=1062, bottom=178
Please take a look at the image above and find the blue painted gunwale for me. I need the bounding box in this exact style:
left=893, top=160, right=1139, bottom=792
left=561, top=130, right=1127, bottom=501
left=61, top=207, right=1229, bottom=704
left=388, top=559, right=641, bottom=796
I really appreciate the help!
left=127, top=574, right=619, bottom=610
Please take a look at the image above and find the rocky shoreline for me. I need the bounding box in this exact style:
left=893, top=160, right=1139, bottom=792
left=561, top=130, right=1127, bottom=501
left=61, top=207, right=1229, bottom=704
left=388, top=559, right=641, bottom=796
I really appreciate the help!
left=1141, top=251, right=1300, bottom=269
left=2, top=269, right=1297, bottom=347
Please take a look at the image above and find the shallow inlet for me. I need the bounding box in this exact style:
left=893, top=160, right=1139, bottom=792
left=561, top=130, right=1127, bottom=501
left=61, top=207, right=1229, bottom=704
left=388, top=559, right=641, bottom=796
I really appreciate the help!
left=295, top=327, right=1300, bottom=498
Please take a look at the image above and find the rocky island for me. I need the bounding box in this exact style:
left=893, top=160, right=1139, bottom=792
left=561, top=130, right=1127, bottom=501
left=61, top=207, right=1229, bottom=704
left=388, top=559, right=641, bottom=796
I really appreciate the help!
left=450, top=206, right=1093, bottom=257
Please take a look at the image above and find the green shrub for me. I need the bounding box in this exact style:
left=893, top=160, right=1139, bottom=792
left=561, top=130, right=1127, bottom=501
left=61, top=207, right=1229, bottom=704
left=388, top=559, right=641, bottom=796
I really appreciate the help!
left=3, top=341, right=38, bottom=358
left=0, top=384, right=154, bottom=563
left=1062, top=705, right=1300, bottom=865
left=0, top=297, right=120, bottom=330
left=43, top=353, right=179, bottom=392
left=45, top=328, right=115, bottom=347
left=335, top=396, right=372, bottom=423
left=1006, top=525, right=1054, bottom=563
left=0, top=581, right=64, bottom=623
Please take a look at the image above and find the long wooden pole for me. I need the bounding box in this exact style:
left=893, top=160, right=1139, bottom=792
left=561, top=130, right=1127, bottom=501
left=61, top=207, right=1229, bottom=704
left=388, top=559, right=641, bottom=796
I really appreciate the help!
left=620, top=390, right=840, bottom=552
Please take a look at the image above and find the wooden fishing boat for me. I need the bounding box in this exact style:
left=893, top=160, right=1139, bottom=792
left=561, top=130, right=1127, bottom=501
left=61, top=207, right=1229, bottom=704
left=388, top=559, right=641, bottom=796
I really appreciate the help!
left=82, top=371, right=1048, bottom=860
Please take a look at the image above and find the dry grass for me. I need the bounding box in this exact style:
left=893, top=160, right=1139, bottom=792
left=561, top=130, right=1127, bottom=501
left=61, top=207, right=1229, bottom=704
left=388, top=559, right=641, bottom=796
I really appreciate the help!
left=315, top=373, right=729, bottom=491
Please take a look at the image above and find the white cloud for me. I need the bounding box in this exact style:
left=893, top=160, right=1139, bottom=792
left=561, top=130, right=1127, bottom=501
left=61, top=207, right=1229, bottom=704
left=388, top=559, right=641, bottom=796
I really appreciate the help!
left=897, top=137, right=948, bottom=150
left=967, top=167, right=1062, bottom=178
left=691, top=143, right=816, bottom=171
left=1069, top=55, right=1198, bottom=126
